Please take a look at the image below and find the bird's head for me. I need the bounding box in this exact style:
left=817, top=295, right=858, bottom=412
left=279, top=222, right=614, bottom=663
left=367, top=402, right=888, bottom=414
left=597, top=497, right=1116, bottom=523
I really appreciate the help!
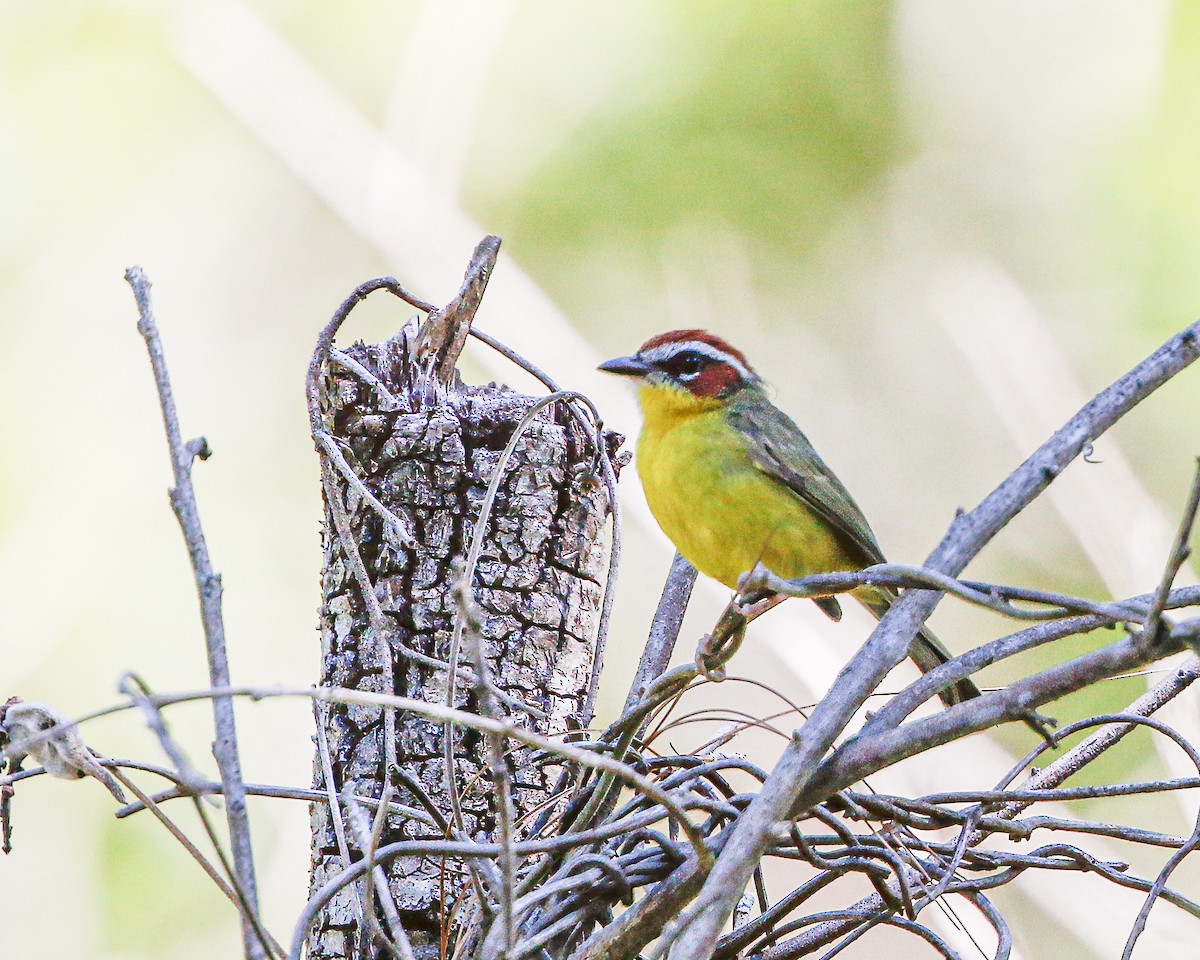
left=598, top=330, right=759, bottom=403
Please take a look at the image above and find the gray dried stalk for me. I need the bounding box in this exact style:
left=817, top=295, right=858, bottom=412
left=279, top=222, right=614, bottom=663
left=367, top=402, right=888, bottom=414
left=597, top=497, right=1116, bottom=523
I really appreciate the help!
left=308, top=326, right=612, bottom=959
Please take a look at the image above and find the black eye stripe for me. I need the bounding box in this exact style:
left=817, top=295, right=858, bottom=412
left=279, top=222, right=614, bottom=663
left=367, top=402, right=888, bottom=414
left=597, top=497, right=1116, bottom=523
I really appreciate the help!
left=660, top=351, right=709, bottom=375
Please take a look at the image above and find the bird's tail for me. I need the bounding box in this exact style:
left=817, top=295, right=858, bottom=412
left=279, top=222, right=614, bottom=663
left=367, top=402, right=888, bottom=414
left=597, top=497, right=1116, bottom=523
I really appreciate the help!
left=851, top=587, right=1054, bottom=739
left=854, top=587, right=981, bottom=708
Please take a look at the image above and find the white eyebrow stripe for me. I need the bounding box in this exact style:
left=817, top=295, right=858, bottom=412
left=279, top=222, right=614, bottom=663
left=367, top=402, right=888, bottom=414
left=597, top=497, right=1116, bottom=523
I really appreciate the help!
left=639, top=340, right=754, bottom=381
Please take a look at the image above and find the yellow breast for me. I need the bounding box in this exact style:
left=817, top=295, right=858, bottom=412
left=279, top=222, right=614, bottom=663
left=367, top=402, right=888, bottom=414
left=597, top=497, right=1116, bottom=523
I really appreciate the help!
left=635, top=383, right=855, bottom=589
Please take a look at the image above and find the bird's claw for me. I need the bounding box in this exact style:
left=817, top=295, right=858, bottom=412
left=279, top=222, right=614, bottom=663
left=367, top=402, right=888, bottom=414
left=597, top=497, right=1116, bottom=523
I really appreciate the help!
left=1023, top=709, right=1058, bottom=747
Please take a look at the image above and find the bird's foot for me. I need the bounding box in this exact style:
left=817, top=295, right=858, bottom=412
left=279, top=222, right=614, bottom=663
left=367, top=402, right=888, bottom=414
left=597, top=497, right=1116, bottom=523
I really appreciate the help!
left=1022, top=709, right=1058, bottom=746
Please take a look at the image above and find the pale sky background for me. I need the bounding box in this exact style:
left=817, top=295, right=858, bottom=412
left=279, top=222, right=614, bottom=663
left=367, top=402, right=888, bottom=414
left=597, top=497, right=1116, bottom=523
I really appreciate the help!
left=3, top=2, right=1200, bottom=958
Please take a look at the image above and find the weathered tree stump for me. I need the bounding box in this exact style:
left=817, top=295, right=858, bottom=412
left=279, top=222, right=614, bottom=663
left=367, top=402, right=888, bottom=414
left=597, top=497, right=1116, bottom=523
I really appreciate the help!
left=306, top=253, right=614, bottom=958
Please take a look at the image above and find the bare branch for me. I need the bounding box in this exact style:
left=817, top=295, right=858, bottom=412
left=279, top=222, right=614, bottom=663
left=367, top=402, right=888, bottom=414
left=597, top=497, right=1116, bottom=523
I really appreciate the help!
left=344, top=786, right=417, bottom=960
left=124, top=265, right=264, bottom=960
left=414, top=235, right=501, bottom=390
left=454, top=574, right=518, bottom=957
left=1123, top=803, right=1200, bottom=960
left=745, top=562, right=1146, bottom=623
left=623, top=552, right=698, bottom=712
left=862, top=584, right=1200, bottom=734
left=996, top=656, right=1200, bottom=824
left=1138, top=456, right=1200, bottom=646
left=107, top=767, right=285, bottom=959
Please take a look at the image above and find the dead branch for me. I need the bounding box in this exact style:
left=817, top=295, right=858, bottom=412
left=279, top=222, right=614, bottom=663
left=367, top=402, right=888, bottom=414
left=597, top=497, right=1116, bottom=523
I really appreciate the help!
left=124, top=266, right=268, bottom=960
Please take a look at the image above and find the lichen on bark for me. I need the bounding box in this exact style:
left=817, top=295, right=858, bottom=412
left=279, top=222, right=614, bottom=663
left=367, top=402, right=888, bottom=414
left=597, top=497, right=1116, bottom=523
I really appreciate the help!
left=308, top=324, right=613, bottom=958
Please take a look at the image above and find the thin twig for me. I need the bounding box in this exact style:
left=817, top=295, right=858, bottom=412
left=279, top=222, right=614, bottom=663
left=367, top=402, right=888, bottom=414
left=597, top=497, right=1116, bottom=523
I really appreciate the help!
left=329, top=348, right=403, bottom=410
left=314, top=430, right=418, bottom=547
left=585, top=436, right=622, bottom=722
left=116, top=676, right=278, bottom=956
left=623, top=553, right=698, bottom=713
left=107, top=768, right=284, bottom=958
left=125, top=265, right=263, bottom=960
left=118, top=673, right=207, bottom=794
left=345, top=785, right=416, bottom=960
left=1138, top=456, right=1200, bottom=648
left=312, top=701, right=362, bottom=929
left=454, top=574, right=518, bottom=958
left=744, top=563, right=1146, bottom=623
left=114, top=774, right=437, bottom=825
left=1122, top=798, right=1200, bottom=960
left=318, top=457, right=399, bottom=774
left=73, top=682, right=711, bottom=863
left=995, top=657, right=1200, bottom=824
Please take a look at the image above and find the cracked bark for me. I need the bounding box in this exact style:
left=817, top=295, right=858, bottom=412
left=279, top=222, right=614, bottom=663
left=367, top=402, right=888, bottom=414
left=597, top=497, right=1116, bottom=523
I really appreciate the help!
left=307, top=322, right=613, bottom=959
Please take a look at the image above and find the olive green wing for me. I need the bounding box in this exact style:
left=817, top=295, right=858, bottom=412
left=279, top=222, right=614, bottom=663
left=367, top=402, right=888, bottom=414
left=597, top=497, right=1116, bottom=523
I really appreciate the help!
left=727, top=391, right=1023, bottom=724
left=726, top=387, right=886, bottom=568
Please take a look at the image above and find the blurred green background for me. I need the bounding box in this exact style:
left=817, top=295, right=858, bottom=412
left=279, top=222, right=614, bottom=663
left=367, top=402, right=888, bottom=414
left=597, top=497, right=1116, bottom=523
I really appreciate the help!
left=3, top=1, right=1199, bottom=957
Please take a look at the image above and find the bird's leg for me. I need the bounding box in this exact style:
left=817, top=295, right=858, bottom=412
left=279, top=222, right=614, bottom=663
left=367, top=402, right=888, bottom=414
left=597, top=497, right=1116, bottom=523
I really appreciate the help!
left=1020, top=708, right=1059, bottom=746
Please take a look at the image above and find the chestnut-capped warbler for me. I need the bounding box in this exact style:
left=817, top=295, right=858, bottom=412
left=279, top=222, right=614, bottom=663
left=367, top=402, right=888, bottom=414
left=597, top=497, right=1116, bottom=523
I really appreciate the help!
left=599, top=329, right=981, bottom=710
